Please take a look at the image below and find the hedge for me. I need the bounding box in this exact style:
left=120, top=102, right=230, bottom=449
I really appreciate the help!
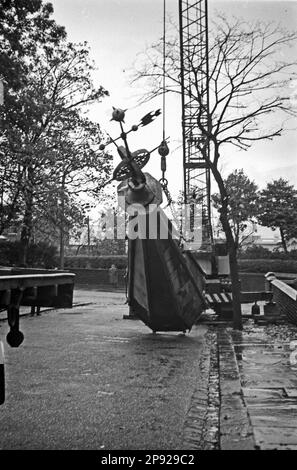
left=1, top=241, right=296, bottom=274
left=238, top=259, right=297, bottom=274
left=0, top=241, right=58, bottom=268
left=64, top=256, right=297, bottom=274
left=63, top=255, right=128, bottom=270
left=239, top=245, right=297, bottom=260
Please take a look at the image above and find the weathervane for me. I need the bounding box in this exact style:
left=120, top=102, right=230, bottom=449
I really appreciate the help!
left=99, top=107, right=170, bottom=188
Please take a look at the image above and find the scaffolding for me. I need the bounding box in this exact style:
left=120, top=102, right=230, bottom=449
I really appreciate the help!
left=178, top=0, right=213, bottom=249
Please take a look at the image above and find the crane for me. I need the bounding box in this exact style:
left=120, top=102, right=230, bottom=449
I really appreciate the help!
left=178, top=0, right=214, bottom=252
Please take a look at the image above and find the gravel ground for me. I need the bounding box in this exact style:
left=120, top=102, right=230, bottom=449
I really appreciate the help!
left=243, top=318, right=297, bottom=343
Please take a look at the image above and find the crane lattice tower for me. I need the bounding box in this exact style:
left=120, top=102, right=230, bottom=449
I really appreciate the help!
left=178, top=0, right=213, bottom=250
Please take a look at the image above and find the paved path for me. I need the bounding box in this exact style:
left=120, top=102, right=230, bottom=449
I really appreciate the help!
left=0, top=290, right=208, bottom=450
left=2, top=288, right=297, bottom=450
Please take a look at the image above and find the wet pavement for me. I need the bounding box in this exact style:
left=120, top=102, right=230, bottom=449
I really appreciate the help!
left=1, top=288, right=297, bottom=450
left=231, top=322, right=297, bottom=450
left=0, top=290, right=208, bottom=450
left=197, top=307, right=297, bottom=450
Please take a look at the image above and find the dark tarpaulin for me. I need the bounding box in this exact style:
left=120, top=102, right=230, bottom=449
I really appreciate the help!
left=127, top=207, right=206, bottom=332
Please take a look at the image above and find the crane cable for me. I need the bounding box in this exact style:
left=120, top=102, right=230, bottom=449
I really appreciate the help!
left=158, top=0, right=170, bottom=204
left=162, top=0, right=166, bottom=143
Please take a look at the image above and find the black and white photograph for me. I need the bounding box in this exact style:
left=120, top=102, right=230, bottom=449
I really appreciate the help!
left=1, top=0, right=297, bottom=456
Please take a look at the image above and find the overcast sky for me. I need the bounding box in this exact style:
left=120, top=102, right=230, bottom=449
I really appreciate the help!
left=50, top=0, right=297, bottom=199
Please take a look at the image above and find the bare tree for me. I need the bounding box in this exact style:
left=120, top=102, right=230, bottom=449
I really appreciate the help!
left=132, top=15, right=297, bottom=329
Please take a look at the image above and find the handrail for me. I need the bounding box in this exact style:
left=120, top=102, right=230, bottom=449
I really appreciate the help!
left=0, top=273, right=75, bottom=290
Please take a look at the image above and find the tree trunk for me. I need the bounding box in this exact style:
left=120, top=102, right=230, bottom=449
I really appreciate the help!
left=20, top=194, right=33, bottom=266
left=219, top=199, right=243, bottom=330
left=59, top=226, right=65, bottom=269
left=210, top=152, right=243, bottom=330
left=227, top=242, right=242, bottom=329
left=0, top=166, right=24, bottom=235
left=20, top=165, right=34, bottom=266
left=280, top=226, right=288, bottom=253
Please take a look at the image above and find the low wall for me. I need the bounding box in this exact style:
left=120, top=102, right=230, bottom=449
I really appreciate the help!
left=265, top=273, right=297, bottom=325
left=71, top=268, right=126, bottom=289
left=239, top=273, right=265, bottom=292
left=72, top=270, right=266, bottom=291
left=70, top=269, right=296, bottom=292
left=240, top=272, right=296, bottom=292
left=2, top=266, right=295, bottom=295
left=269, top=277, right=297, bottom=325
